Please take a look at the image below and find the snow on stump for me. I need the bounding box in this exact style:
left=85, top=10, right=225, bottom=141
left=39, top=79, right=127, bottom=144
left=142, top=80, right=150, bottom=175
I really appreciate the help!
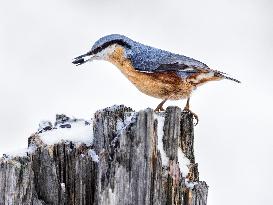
left=0, top=105, right=208, bottom=205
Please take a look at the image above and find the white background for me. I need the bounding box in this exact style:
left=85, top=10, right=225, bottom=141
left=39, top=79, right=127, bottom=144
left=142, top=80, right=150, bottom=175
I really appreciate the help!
left=1, top=0, right=272, bottom=204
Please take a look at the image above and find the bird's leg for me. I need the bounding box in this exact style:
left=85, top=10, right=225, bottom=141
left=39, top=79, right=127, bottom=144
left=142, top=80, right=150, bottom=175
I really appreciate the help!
left=154, top=99, right=167, bottom=112
left=183, top=98, right=199, bottom=126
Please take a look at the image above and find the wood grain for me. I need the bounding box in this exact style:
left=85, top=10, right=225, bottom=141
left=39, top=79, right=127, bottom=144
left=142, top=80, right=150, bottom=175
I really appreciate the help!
left=0, top=105, right=208, bottom=205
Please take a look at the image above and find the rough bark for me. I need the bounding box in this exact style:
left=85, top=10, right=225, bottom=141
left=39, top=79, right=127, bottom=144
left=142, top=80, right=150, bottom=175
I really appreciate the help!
left=0, top=105, right=208, bottom=205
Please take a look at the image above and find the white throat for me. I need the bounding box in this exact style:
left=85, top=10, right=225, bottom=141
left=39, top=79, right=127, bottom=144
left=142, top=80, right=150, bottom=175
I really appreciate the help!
left=93, top=44, right=118, bottom=61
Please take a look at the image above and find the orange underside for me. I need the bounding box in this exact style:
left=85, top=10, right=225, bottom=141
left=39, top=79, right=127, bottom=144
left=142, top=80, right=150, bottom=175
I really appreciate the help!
left=108, top=47, right=220, bottom=100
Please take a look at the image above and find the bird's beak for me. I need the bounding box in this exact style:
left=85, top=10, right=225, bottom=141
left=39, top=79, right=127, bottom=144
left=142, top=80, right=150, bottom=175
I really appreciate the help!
left=72, top=51, right=94, bottom=66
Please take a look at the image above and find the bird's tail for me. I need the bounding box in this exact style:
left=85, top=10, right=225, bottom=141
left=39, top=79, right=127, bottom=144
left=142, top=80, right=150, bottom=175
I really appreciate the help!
left=213, top=69, right=241, bottom=83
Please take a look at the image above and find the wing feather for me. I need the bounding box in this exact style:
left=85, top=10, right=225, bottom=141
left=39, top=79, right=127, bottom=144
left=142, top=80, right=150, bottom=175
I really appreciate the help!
left=127, top=44, right=210, bottom=77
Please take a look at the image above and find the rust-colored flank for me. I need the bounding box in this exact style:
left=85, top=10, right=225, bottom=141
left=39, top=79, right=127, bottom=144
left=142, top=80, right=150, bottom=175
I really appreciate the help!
left=109, top=46, right=196, bottom=100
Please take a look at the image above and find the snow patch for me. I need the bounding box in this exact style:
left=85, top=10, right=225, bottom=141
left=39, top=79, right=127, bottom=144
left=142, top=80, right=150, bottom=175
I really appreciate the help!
left=108, top=188, right=116, bottom=204
left=39, top=119, right=93, bottom=146
left=101, top=187, right=116, bottom=205
left=38, top=121, right=53, bottom=133
left=116, top=119, right=124, bottom=132
left=88, top=149, right=99, bottom=162
left=116, top=112, right=136, bottom=133
left=98, top=104, right=126, bottom=113
left=154, top=113, right=169, bottom=166
left=185, top=178, right=198, bottom=189
left=177, top=147, right=190, bottom=177
left=3, top=144, right=37, bottom=159
left=60, top=183, right=65, bottom=192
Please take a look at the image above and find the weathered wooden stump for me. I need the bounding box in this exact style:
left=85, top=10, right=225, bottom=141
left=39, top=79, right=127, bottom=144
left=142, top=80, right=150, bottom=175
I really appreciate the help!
left=0, top=105, right=208, bottom=205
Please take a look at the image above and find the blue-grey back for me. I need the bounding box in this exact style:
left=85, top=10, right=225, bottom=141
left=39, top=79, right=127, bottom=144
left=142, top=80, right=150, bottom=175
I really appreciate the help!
left=126, top=42, right=208, bottom=71
left=92, top=34, right=210, bottom=78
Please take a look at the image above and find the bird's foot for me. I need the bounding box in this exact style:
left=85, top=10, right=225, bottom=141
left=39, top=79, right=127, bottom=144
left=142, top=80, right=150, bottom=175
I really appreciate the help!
left=154, top=99, right=167, bottom=112
left=154, top=106, right=165, bottom=112
left=183, top=108, right=199, bottom=126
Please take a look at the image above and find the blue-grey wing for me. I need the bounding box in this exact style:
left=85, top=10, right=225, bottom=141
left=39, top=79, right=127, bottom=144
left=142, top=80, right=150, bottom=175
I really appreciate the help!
left=127, top=44, right=210, bottom=78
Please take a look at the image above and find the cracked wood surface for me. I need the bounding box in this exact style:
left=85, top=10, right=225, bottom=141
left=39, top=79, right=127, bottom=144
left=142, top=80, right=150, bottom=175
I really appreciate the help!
left=0, top=105, right=208, bottom=205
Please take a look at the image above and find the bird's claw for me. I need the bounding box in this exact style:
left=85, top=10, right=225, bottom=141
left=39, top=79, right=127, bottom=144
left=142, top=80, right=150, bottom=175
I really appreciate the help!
left=183, top=108, right=199, bottom=126
left=154, top=106, right=165, bottom=112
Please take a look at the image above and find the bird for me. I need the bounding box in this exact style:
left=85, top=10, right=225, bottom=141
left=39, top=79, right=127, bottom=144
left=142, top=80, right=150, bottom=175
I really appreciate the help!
left=72, top=34, right=240, bottom=125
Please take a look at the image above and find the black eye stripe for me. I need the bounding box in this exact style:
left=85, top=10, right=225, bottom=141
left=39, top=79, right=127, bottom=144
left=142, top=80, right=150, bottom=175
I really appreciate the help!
left=91, top=40, right=131, bottom=55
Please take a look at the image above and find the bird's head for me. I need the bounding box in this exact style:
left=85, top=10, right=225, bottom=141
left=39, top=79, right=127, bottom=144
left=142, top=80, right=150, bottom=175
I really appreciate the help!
left=72, top=34, right=133, bottom=66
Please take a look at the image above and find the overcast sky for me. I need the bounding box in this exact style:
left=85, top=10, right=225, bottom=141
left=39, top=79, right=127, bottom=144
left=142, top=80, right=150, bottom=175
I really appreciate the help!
left=1, top=0, right=273, bottom=204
